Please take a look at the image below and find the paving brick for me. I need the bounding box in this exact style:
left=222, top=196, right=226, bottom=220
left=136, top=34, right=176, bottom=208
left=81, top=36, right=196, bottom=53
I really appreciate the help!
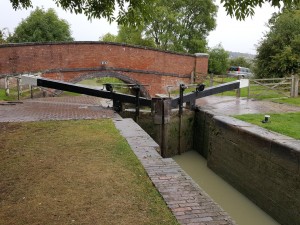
left=0, top=96, right=117, bottom=122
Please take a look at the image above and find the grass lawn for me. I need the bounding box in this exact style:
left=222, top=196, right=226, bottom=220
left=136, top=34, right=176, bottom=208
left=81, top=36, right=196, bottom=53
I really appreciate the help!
left=0, top=88, right=45, bottom=101
left=0, top=120, right=179, bottom=225
left=80, top=78, right=131, bottom=94
left=203, top=76, right=291, bottom=100
left=60, top=91, right=81, bottom=97
left=271, top=97, right=300, bottom=107
left=0, top=89, right=17, bottom=101
left=234, top=112, right=300, bottom=139
left=61, top=78, right=131, bottom=97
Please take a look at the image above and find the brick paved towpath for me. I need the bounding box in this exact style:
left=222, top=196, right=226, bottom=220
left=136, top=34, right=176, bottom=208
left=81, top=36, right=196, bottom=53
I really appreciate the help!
left=0, top=96, right=117, bottom=122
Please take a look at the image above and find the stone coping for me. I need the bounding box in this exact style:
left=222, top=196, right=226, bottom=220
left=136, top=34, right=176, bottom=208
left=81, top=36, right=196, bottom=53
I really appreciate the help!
left=113, top=118, right=236, bottom=225
left=0, top=41, right=197, bottom=58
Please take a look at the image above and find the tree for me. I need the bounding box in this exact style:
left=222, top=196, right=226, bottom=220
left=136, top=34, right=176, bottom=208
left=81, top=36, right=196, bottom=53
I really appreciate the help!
left=208, top=44, right=229, bottom=75
left=255, top=7, right=300, bottom=78
left=221, top=0, right=300, bottom=20
left=144, top=0, right=217, bottom=53
left=100, top=25, right=155, bottom=47
left=8, top=7, right=73, bottom=43
left=115, top=25, right=155, bottom=47
left=9, top=0, right=154, bottom=26
left=0, top=28, right=10, bottom=44
left=0, top=32, right=4, bottom=44
left=100, top=0, right=217, bottom=54
left=10, top=0, right=300, bottom=25
left=100, top=33, right=118, bottom=42
left=229, top=57, right=253, bottom=69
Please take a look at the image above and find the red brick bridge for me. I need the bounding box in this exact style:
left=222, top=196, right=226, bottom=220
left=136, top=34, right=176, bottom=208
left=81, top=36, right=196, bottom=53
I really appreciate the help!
left=0, top=42, right=208, bottom=97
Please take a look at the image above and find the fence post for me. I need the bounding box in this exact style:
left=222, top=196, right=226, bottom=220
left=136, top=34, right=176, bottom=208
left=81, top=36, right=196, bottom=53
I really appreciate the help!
left=17, top=78, right=20, bottom=100
left=209, top=73, right=213, bottom=87
left=30, top=85, right=33, bottom=99
left=247, top=80, right=250, bottom=99
left=294, top=75, right=299, bottom=97
left=291, top=75, right=295, bottom=97
left=236, top=76, right=241, bottom=98
left=4, top=76, right=9, bottom=96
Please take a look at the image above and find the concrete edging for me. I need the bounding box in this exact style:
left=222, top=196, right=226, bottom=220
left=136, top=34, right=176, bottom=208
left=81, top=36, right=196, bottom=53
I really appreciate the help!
left=113, top=118, right=236, bottom=225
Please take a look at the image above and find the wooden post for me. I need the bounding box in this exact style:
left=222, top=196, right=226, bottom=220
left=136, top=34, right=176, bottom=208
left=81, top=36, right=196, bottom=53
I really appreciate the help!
left=30, top=85, right=33, bottom=99
left=209, top=73, right=213, bottom=87
left=236, top=76, right=241, bottom=98
left=4, top=76, right=9, bottom=96
left=19, top=76, right=23, bottom=96
left=247, top=80, right=250, bottom=99
left=294, top=75, right=299, bottom=97
left=153, top=97, right=171, bottom=157
left=291, top=75, right=295, bottom=97
left=17, top=78, right=20, bottom=100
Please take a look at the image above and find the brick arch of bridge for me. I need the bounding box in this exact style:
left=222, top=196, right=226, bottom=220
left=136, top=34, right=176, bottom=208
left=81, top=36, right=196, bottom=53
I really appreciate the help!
left=0, top=42, right=209, bottom=97
left=71, top=71, right=151, bottom=98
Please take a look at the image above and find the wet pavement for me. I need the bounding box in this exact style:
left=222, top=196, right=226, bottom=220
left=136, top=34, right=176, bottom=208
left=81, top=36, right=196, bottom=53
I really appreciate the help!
left=1, top=95, right=299, bottom=123
left=0, top=96, right=118, bottom=122
left=196, top=96, right=300, bottom=115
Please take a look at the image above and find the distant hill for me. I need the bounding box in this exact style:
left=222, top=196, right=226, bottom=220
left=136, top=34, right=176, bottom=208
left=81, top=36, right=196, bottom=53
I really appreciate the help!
left=227, top=51, right=255, bottom=59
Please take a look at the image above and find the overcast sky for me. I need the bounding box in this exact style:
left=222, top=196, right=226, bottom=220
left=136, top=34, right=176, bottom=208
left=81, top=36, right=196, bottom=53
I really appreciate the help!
left=0, top=0, right=279, bottom=54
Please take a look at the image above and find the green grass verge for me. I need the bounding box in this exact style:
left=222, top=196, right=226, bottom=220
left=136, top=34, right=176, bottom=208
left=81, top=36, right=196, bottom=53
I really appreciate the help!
left=234, top=112, right=300, bottom=139
left=0, top=120, right=179, bottom=225
left=0, top=88, right=45, bottom=101
left=203, top=76, right=290, bottom=100
left=79, top=77, right=131, bottom=94
left=0, top=89, right=16, bottom=101
left=271, top=97, right=300, bottom=107
left=60, top=91, right=81, bottom=96
left=96, top=77, right=124, bottom=84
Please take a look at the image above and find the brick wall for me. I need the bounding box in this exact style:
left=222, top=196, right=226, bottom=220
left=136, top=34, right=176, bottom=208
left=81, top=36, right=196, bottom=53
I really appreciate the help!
left=0, top=42, right=209, bottom=97
left=194, top=112, right=300, bottom=225
left=194, top=53, right=209, bottom=83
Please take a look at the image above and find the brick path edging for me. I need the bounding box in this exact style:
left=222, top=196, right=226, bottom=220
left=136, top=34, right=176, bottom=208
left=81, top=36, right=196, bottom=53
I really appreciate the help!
left=113, top=118, right=236, bottom=225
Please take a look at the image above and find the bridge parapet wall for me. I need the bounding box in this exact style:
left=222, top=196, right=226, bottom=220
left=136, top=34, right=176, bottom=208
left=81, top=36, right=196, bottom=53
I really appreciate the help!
left=0, top=42, right=208, bottom=96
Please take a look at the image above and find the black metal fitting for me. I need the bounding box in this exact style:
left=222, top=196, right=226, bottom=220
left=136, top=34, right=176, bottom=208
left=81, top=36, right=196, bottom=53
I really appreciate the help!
left=196, top=84, right=205, bottom=92
left=105, top=83, right=113, bottom=92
